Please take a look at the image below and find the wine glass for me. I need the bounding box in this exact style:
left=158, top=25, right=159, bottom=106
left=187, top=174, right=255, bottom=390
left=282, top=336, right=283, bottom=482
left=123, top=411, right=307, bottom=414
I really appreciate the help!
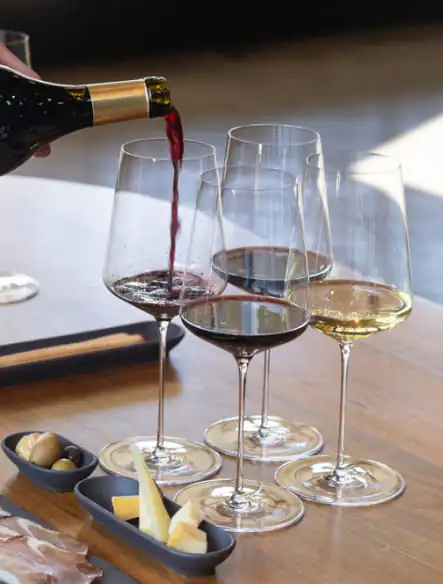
left=175, top=165, right=311, bottom=532
left=203, top=124, right=328, bottom=462
left=275, top=150, right=413, bottom=506
left=0, top=29, right=39, bottom=304
left=99, top=138, right=223, bottom=486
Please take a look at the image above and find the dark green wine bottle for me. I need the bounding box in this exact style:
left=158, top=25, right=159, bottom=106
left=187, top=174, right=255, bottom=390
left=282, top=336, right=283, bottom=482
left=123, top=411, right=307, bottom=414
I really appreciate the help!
left=0, top=66, right=172, bottom=175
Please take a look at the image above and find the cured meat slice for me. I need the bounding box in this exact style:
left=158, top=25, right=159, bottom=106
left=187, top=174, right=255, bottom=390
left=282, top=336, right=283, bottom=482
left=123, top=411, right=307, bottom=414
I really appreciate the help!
left=0, top=534, right=102, bottom=583
left=0, top=517, right=88, bottom=555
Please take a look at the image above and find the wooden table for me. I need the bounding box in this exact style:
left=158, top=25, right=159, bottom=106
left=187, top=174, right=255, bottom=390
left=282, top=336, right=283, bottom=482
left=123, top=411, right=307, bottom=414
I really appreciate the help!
left=0, top=291, right=442, bottom=583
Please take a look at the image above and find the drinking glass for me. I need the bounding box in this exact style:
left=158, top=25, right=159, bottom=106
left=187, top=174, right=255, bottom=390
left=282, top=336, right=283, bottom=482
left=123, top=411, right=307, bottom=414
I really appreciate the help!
left=276, top=150, right=413, bottom=506
left=175, top=165, right=310, bottom=532
left=0, top=29, right=39, bottom=303
left=204, top=124, right=328, bottom=462
left=99, top=138, right=223, bottom=485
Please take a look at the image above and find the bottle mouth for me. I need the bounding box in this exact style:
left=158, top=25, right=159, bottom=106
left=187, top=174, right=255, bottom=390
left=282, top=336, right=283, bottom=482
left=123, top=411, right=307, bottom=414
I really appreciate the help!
left=145, top=78, right=172, bottom=117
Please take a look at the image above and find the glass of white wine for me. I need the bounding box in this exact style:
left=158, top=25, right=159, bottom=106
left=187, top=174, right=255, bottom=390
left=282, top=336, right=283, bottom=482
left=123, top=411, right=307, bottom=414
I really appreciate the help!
left=275, top=150, right=413, bottom=506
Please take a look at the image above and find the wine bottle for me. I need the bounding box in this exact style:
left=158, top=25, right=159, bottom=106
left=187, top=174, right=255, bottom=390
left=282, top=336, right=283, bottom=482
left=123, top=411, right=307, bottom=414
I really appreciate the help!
left=0, top=65, right=172, bottom=175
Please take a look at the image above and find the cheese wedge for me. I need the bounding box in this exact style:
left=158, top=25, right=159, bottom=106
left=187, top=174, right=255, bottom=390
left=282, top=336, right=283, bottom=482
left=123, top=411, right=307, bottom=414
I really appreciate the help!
left=130, top=445, right=170, bottom=543
left=167, top=522, right=208, bottom=554
left=168, top=500, right=205, bottom=535
left=111, top=495, right=139, bottom=521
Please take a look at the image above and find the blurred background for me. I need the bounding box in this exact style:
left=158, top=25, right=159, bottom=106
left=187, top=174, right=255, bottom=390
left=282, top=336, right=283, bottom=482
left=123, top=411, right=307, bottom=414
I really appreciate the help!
left=2, top=2, right=443, bottom=303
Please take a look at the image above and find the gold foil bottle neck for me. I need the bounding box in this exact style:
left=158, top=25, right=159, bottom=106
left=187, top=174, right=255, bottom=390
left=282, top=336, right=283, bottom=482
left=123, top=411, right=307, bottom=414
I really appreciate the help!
left=89, top=79, right=150, bottom=125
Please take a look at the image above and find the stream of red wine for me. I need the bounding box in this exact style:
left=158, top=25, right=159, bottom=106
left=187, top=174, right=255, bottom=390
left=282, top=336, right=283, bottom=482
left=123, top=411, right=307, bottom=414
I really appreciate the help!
left=164, top=107, right=184, bottom=292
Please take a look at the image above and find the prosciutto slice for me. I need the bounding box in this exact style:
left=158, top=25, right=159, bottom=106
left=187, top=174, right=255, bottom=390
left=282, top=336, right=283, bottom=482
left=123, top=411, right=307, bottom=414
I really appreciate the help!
left=0, top=517, right=87, bottom=555
left=0, top=517, right=102, bottom=583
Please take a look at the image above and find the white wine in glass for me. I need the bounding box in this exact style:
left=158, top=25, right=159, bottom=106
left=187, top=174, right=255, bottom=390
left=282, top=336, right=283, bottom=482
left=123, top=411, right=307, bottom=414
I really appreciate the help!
left=276, top=150, right=413, bottom=507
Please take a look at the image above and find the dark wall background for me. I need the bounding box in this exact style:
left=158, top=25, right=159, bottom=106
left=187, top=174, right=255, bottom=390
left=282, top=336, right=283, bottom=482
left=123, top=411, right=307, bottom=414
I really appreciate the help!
left=2, top=1, right=443, bottom=67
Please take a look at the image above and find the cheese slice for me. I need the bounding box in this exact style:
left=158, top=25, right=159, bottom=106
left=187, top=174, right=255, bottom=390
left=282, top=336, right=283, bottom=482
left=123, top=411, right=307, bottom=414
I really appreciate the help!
left=167, top=523, right=208, bottom=554
left=130, top=445, right=170, bottom=543
left=111, top=495, right=139, bottom=521
left=168, top=500, right=205, bottom=535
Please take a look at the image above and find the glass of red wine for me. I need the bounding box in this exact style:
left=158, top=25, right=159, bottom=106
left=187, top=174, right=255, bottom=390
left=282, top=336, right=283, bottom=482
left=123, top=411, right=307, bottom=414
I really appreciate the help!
left=0, top=29, right=39, bottom=304
left=203, top=124, right=329, bottom=462
left=175, top=165, right=311, bottom=532
left=99, top=138, right=224, bottom=485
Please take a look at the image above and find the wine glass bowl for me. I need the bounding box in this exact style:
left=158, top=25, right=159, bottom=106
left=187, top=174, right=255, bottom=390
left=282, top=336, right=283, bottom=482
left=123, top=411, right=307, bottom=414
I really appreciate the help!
left=275, top=150, right=413, bottom=506
left=0, top=30, right=31, bottom=66
left=204, top=124, right=327, bottom=462
left=175, top=165, right=310, bottom=532
left=99, top=138, right=224, bottom=485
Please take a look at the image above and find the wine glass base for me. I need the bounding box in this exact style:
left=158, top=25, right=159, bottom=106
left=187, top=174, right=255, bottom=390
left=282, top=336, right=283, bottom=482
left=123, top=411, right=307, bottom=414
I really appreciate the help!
left=275, top=454, right=406, bottom=507
left=0, top=272, right=39, bottom=304
left=204, top=415, right=324, bottom=462
left=174, top=477, right=305, bottom=533
left=98, top=436, right=222, bottom=486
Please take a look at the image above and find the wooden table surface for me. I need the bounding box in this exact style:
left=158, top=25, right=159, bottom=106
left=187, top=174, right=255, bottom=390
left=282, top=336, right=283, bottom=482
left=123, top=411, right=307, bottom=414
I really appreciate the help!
left=0, top=293, right=442, bottom=583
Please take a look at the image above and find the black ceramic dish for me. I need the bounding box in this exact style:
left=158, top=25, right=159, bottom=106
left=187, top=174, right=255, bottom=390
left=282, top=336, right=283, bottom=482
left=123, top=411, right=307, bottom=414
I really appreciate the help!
left=1, top=431, right=98, bottom=492
left=75, top=475, right=236, bottom=577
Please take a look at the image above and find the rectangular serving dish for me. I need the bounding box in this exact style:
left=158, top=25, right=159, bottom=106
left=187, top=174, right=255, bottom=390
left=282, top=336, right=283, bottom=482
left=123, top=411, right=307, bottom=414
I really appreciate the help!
left=2, top=431, right=98, bottom=492
left=75, top=476, right=236, bottom=577
left=0, top=494, right=138, bottom=583
left=0, top=321, right=184, bottom=384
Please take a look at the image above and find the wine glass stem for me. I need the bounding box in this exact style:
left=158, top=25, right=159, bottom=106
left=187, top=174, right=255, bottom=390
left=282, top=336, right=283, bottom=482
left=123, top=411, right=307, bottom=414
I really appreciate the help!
left=334, top=342, right=352, bottom=475
left=153, top=318, right=170, bottom=460
left=258, top=350, right=271, bottom=432
left=230, top=356, right=251, bottom=508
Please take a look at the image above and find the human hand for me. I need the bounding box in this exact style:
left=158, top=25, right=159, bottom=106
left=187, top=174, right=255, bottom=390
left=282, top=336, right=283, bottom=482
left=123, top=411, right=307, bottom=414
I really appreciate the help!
left=0, top=43, right=51, bottom=157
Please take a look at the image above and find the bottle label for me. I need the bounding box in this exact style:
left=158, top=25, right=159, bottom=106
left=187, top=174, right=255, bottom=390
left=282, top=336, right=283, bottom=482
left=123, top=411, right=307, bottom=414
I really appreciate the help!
left=88, top=80, right=149, bottom=125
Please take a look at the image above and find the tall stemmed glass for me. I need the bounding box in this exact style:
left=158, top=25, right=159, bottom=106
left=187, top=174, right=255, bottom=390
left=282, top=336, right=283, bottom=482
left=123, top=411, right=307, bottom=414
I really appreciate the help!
left=100, top=138, right=223, bottom=485
left=175, top=165, right=311, bottom=532
left=0, top=29, right=39, bottom=303
left=276, top=150, right=413, bottom=506
left=203, top=124, right=328, bottom=462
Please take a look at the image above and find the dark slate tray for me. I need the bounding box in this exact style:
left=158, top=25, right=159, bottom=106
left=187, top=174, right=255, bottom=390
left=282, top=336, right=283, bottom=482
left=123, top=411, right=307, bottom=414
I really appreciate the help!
left=0, top=321, right=185, bottom=384
left=0, top=495, right=139, bottom=583
left=75, top=475, right=236, bottom=577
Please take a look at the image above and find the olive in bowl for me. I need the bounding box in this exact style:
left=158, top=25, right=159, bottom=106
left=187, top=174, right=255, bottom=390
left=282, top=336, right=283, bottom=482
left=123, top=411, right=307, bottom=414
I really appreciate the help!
left=1, top=431, right=98, bottom=492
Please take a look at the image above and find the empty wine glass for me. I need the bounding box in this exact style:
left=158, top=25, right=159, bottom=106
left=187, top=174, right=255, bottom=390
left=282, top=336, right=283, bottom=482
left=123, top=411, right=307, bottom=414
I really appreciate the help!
left=276, top=150, right=413, bottom=506
left=203, top=124, right=328, bottom=462
left=99, top=138, right=223, bottom=486
left=0, top=29, right=39, bottom=303
left=175, top=165, right=311, bottom=532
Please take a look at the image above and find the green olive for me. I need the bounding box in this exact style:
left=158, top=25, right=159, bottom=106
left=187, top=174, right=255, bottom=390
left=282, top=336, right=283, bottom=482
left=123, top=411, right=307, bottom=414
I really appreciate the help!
left=15, top=433, right=40, bottom=461
left=29, top=432, right=62, bottom=468
left=51, top=458, right=77, bottom=471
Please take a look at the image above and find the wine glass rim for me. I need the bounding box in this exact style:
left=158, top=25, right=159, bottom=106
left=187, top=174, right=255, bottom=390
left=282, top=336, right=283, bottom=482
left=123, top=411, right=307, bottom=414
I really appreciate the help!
left=120, top=138, right=216, bottom=161
left=306, top=150, right=402, bottom=174
left=228, top=124, right=320, bottom=146
left=201, top=165, right=296, bottom=191
left=0, top=29, right=29, bottom=45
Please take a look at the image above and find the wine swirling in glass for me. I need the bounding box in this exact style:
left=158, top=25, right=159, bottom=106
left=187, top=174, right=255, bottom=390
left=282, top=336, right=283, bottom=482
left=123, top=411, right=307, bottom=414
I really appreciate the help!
left=100, top=138, right=223, bottom=486
left=175, top=165, right=311, bottom=533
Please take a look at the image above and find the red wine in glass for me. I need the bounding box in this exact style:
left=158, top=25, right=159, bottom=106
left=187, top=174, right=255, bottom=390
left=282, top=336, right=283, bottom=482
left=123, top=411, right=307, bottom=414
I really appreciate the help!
left=164, top=107, right=184, bottom=292
left=108, top=270, right=212, bottom=320
left=213, top=246, right=332, bottom=297
left=181, top=294, right=309, bottom=356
